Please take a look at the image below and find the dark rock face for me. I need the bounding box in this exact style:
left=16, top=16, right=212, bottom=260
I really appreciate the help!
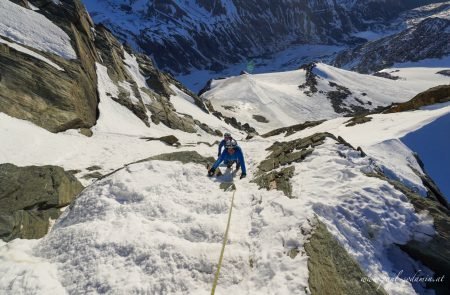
left=385, top=85, right=450, bottom=113
left=94, top=25, right=216, bottom=134
left=84, top=0, right=447, bottom=74
left=296, top=63, right=372, bottom=116
left=327, top=81, right=354, bottom=113
left=345, top=115, right=373, bottom=127
left=254, top=133, right=329, bottom=197
left=437, top=69, right=450, bottom=76
left=298, top=63, right=319, bottom=96
left=0, top=163, right=84, bottom=241
left=1, top=1, right=215, bottom=135
left=81, top=171, right=103, bottom=180
left=305, top=220, right=388, bottom=295
left=262, top=120, right=326, bottom=138
left=373, top=71, right=400, bottom=80
left=333, top=17, right=450, bottom=73
left=0, top=0, right=100, bottom=133
left=208, top=104, right=257, bottom=135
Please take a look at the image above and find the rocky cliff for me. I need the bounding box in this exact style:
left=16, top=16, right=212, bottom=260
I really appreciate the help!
left=0, top=0, right=213, bottom=134
left=333, top=16, right=450, bottom=73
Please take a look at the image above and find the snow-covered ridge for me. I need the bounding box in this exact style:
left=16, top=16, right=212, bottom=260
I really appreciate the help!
left=202, top=62, right=450, bottom=134
left=0, top=0, right=76, bottom=59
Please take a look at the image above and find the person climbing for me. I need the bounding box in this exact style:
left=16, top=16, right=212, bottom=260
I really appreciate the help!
left=218, top=132, right=233, bottom=157
left=218, top=132, right=239, bottom=169
left=208, top=139, right=247, bottom=179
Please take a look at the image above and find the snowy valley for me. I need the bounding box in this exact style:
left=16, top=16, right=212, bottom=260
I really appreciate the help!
left=0, top=1, right=449, bottom=295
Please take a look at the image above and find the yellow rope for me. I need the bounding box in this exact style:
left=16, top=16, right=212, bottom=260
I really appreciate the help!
left=211, top=187, right=237, bottom=295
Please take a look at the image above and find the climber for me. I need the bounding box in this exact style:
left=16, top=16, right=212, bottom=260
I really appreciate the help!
left=208, top=139, right=247, bottom=179
left=217, top=132, right=233, bottom=157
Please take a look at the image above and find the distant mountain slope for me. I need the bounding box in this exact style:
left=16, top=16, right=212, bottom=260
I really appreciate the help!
left=82, top=0, right=448, bottom=74
left=333, top=15, right=450, bottom=73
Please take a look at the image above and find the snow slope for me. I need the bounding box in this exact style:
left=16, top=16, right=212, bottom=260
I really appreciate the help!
left=0, top=61, right=241, bottom=186
left=0, top=0, right=76, bottom=59
left=176, top=44, right=345, bottom=92
left=202, top=62, right=450, bottom=134
left=2, top=1, right=449, bottom=294
left=1, top=80, right=450, bottom=294
left=0, top=117, right=443, bottom=294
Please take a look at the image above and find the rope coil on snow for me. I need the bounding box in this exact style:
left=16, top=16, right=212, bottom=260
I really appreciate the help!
left=211, top=185, right=237, bottom=295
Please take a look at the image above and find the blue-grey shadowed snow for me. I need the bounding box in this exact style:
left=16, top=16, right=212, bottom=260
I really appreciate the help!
left=401, top=112, right=450, bottom=201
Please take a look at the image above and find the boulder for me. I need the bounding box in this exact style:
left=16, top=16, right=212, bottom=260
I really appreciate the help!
left=252, top=114, right=269, bottom=123
left=145, top=151, right=215, bottom=167
left=141, top=135, right=180, bottom=146
left=345, top=116, right=372, bottom=127
left=253, top=166, right=295, bottom=198
left=0, top=0, right=100, bottom=133
left=262, top=120, right=325, bottom=138
left=0, top=163, right=84, bottom=241
left=386, top=85, right=450, bottom=113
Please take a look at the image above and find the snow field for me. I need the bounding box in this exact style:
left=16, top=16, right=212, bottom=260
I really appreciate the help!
left=203, top=62, right=450, bottom=134
left=30, top=161, right=250, bottom=294
left=291, top=139, right=434, bottom=294
left=0, top=135, right=437, bottom=294
left=0, top=37, right=65, bottom=71
left=0, top=110, right=444, bottom=294
left=0, top=0, right=76, bottom=59
left=0, top=15, right=448, bottom=292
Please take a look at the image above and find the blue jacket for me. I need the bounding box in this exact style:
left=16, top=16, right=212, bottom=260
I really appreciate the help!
left=218, top=139, right=226, bottom=155
left=212, top=146, right=247, bottom=174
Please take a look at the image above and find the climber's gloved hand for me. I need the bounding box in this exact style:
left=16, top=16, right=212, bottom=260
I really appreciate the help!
left=240, top=173, right=246, bottom=179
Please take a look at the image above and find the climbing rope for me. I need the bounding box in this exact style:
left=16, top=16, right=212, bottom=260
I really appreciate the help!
left=211, top=185, right=237, bottom=295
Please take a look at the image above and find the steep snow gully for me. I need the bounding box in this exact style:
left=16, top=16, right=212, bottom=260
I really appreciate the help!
left=2, top=116, right=448, bottom=294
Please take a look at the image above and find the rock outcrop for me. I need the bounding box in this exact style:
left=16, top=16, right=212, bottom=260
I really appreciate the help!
left=1, top=1, right=216, bottom=135
left=0, top=0, right=99, bottom=132
left=253, top=133, right=360, bottom=197
left=305, top=220, right=387, bottom=295
left=0, top=163, right=84, bottom=241
left=262, top=120, right=326, bottom=138
left=385, top=85, right=450, bottom=113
